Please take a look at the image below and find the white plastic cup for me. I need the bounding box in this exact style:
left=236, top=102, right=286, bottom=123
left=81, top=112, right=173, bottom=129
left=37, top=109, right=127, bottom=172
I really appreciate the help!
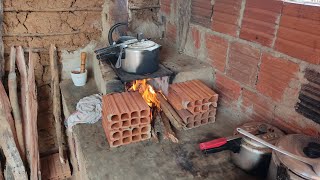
left=70, top=68, right=87, bottom=86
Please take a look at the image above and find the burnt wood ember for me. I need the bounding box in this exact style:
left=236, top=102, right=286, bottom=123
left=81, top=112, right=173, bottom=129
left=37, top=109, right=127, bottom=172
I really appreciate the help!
left=296, top=69, right=320, bottom=124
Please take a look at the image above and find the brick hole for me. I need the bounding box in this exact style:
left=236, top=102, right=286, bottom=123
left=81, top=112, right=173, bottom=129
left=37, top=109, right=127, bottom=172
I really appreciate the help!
left=141, top=126, right=149, bottom=133
left=201, top=119, right=208, bottom=124
left=131, top=118, right=139, bottom=126
left=132, top=135, right=140, bottom=142
left=140, top=117, right=149, bottom=124
left=203, top=98, right=209, bottom=104
left=123, top=130, right=131, bottom=137
left=141, top=134, right=148, bottom=140
left=208, top=117, right=215, bottom=122
left=195, top=114, right=201, bottom=120
left=132, top=128, right=139, bottom=135
left=140, top=110, right=149, bottom=117
left=111, top=115, right=119, bottom=121
left=194, top=107, right=201, bottom=113
left=111, top=122, right=120, bottom=129
left=209, top=111, right=216, bottom=117
left=122, top=137, right=131, bottom=144
left=131, top=111, right=139, bottom=118
left=187, top=102, right=194, bottom=108
left=195, top=100, right=202, bottom=106
left=209, top=105, right=214, bottom=110
left=122, top=120, right=130, bottom=127
left=113, top=140, right=121, bottom=146
left=194, top=121, right=200, bottom=127
left=121, top=113, right=129, bottom=120
left=201, top=112, right=209, bottom=118
left=202, top=105, right=209, bottom=111
left=186, top=117, right=191, bottom=123
left=187, top=123, right=193, bottom=128
left=112, top=132, right=121, bottom=139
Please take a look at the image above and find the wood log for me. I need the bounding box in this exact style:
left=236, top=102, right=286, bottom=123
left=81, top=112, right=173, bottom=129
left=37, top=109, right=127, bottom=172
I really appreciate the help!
left=157, top=92, right=186, bottom=130
left=8, top=46, right=25, bottom=161
left=50, top=44, right=67, bottom=164
left=160, top=112, right=179, bottom=143
left=0, top=82, right=28, bottom=180
left=25, top=50, right=41, bottom=179
left=0, top=0, right=4, bottom=79
left=0, top=160, right=3, bottom=180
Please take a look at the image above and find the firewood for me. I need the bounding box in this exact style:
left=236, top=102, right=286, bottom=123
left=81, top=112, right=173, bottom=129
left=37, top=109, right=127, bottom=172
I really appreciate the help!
left=50, top=44, right=67, bottom=164
left=160, top=112, right=179, bottom=143
left=0, top=158, right=3, bottom=180
left=25, top=50, right=41, bottom=179
left=0, top=82, right=28, bottom=180
left=157, top=92, right=186, bottom=130
left=8, top=46, right=25, bottom=161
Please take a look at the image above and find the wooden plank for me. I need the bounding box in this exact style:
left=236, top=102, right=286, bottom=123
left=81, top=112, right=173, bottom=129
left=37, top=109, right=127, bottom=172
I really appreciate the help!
left=0, top=82, right=27, bottom=180
left=4, top=7, right=103, bottom=12
left=25, top=50, right=40, bottom=179
left=0, top=0, right=4, bottom=79
left=50, top=44, right=67, bottom=164
left=160, top=112, right=179, bottom=143
left=8, top=46, right=25, bottom=162
left=3, top=31, right=80, bottom=37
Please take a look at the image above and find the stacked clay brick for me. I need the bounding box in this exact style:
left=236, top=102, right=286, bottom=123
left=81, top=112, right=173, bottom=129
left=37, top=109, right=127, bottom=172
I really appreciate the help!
left=168, top=80, right=218, bottom=129
left=102, top=91, right=151, bottom=147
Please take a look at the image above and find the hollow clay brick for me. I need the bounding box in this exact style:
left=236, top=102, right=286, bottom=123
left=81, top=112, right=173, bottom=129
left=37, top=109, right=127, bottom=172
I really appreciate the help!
left=168, top=80, right=219, bottom=114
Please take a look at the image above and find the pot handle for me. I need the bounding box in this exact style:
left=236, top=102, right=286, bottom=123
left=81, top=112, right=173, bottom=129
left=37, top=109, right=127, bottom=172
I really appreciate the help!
left=115, top=47, right=125, bottom=68
left=200, top=138, right=241, bottom=154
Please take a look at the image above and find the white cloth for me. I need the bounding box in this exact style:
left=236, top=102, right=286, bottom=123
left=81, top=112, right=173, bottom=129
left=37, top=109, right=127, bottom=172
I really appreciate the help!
left=65, top=94, right=102, bottom=132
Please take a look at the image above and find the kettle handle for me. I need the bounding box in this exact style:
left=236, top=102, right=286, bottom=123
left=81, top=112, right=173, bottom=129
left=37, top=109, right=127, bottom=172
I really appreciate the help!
left=108, top=22, right=128, bottom=45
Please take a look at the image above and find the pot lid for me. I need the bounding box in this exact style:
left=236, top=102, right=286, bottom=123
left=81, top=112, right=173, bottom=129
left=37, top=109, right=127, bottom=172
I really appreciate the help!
left=275, top=134, right=320, bottom=179
left=234, top=122, right=284, bottom=148
left=127, top=40, right=156, bottom=49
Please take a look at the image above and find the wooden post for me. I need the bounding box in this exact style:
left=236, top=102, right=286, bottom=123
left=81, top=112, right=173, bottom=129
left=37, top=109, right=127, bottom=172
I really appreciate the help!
left=0, top=0, right=4, bottom=79
left=0, top=82, right=28, bottom=180
left=50, top=44, right=67, bottom=164
left=25, top=50, right=41, bottom=179
left=8, top=46, right=25, bottom=161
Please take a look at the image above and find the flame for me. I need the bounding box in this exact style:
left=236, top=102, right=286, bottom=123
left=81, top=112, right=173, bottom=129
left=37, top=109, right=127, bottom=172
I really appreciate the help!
left=129, top=79, right=160, bottom=109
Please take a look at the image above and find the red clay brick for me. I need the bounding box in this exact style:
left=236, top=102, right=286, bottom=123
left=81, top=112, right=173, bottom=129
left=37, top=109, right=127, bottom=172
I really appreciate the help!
left=227, top=42, right=261, bottom=87
left=160, top=0, right=171, bottom=15
left=211, top=0, right=242, bottom=37
left=240, top=0, right=283, bottom=46
left=256, top=53, right=299, bottom=102
left=275, top=3, right=320, bottom=64
left=241, top=88, right=275, bottom=122
left=168, top=80, right=218, bottom=114
left=205, top=33, right=229, bottom=72
left=191, top=26, right=201, bottom=49
left=41, top=153, right=71, bottom=180
left=191, top=0, right=213, bottom=28
left=215, top=72, right=242, bottom=105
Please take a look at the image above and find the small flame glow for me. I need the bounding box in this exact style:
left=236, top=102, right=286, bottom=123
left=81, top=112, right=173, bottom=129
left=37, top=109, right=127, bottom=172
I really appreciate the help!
left=129, top=79, right=160, bottom=109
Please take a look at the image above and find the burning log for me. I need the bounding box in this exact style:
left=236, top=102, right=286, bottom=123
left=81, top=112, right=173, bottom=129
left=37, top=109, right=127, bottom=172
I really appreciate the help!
left=157, top=92, right=185, bottom=130
left=160, top=112, right=179, bottom=143
left=50, top=44, right=67, bottom=164
left=8, top=46, right=25, bottom=161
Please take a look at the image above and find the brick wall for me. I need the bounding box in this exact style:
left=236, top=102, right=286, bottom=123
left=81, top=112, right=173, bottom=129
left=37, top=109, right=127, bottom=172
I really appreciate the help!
left=161, top=0, right=320, bottom=136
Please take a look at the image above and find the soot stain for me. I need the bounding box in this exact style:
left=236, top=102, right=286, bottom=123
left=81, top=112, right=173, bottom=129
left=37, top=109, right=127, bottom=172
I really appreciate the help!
left=174, top=145, right=199, bottom=177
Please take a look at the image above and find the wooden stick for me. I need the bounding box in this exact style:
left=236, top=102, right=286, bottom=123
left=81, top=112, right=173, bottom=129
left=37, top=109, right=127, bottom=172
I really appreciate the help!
left=0, top=82, right=28, bottom=180
left=4, top=7, right=103, bottom=12
left=0, top=0, right=4, bottom=79
left=8, top=46, right=25, bottom=162
left=160, top=112, right=179, bottom=143
left=80, top=52, right=86, bottom=73
left=25, top=50, right=40, bottom=179
left=3, top=30, right=80, bottom=37
left=50, top=44, right=67, bottom=164
left=157, top=93, right=186, bottom=130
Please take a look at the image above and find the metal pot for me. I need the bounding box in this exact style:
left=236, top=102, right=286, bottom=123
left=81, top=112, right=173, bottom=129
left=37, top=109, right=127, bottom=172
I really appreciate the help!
left=267, top=134, right=320, bottom=180
left=201, top=122, right=284, bottom=177
left=118, top=40, right=161, bottom=75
